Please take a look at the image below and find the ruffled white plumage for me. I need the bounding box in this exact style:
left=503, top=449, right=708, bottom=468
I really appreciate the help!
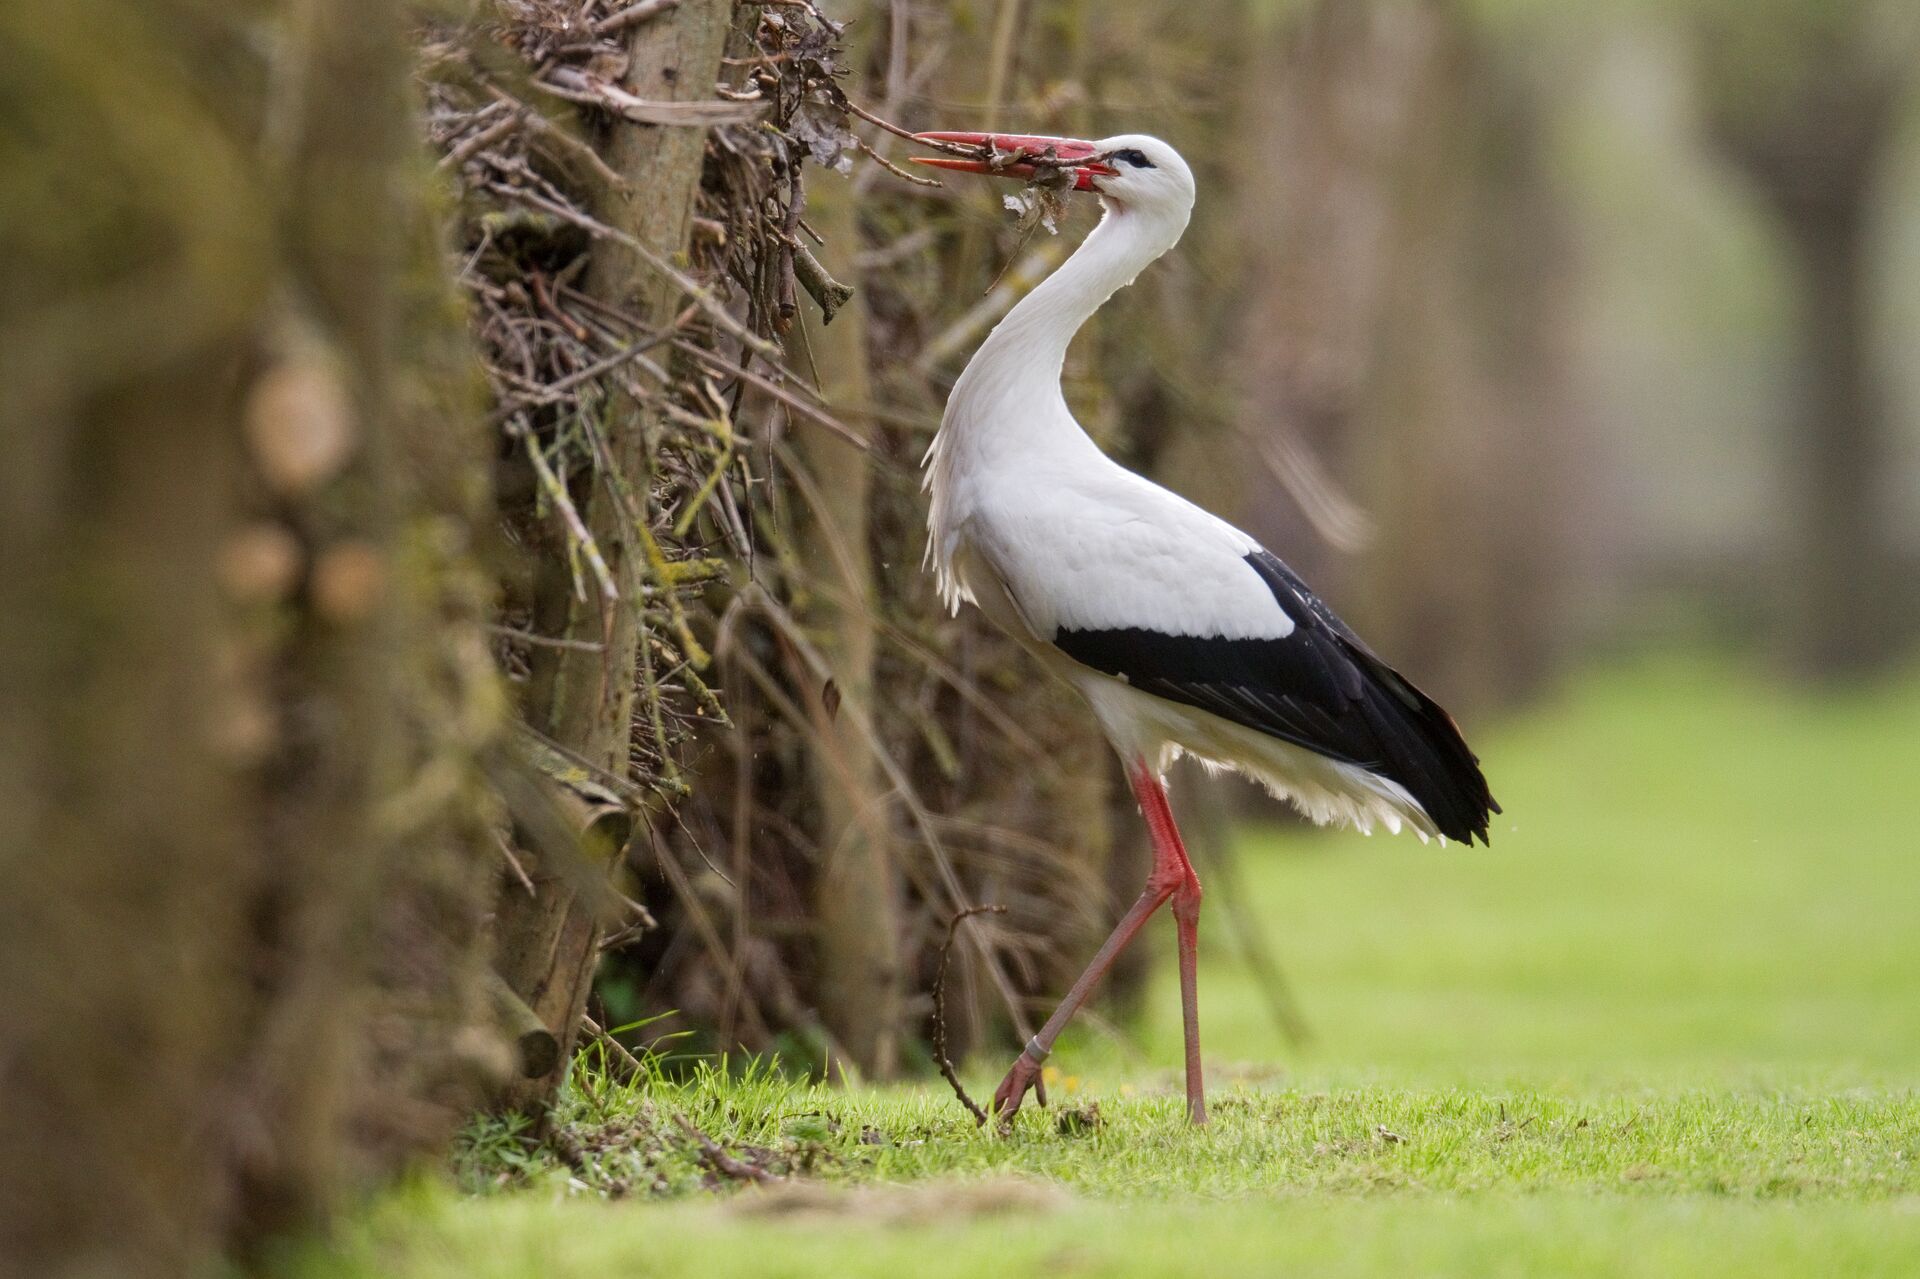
left=923, top=135, right=1461, bottom=843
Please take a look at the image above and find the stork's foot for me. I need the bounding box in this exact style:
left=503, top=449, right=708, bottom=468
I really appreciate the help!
left=989, top=1052, right=1048, bottom=1127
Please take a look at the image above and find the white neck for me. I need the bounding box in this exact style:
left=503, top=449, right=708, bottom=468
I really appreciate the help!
left=940, top=198, right=1191, bottom=459
left=923, top=193, right=1191, bottom=605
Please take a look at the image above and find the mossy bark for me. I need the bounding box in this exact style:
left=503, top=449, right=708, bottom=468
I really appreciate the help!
left=491, top=0, right=737, bottom=1112
left=0, top=0, right=501, bottom=1271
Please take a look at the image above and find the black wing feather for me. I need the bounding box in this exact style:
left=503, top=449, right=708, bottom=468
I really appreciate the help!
left=1052, top=550, right=1499, bottom=844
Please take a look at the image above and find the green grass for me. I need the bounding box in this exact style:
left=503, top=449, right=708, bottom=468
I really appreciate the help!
left=312, top=1194, right=1920, bottom=1279
left=302, top=655, right=1920, bottom=1277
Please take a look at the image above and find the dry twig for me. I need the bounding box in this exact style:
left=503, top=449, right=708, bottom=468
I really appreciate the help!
left=581, top=1013, right=648, bottom=1083
left=932, top=904, right=1007, bottom=1126
left=674, top=1113, right=780, bottom=1185
left=593, top=0, right=678, bottom=36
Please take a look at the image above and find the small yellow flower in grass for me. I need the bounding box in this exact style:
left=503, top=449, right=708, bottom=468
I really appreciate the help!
left=1042, top=1065, right=1062, bottom=1088
left=1118, top=1083, right=1137, bottom=1098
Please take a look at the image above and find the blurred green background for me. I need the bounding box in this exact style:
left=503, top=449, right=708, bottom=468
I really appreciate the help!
left=1133, top=659, right=1920, bottom=1086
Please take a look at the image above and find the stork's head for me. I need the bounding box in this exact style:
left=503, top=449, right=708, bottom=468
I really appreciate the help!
left=909, top=131, right=1195, bottom=220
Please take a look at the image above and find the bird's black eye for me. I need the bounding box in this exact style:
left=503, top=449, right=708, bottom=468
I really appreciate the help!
left=1110, top=148, right=1154, bottom=169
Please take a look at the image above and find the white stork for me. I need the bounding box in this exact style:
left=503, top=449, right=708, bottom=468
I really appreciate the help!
left=910, top=131, right=1498, bottom=1126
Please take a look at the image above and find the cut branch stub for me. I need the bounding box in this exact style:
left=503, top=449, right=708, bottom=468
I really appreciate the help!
left=484, top=967, right=562, bottom=1079
left=794, top=245, right=854, bottom=324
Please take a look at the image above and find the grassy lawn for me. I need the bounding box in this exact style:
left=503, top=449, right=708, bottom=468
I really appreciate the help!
left=301, top=656, right=1920, bottom=1277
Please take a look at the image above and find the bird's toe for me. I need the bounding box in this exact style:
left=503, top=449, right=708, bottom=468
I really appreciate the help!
left=991, top=1054, right=1046, bottom=1128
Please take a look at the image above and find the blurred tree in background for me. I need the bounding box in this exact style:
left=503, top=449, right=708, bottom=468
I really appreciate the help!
left=1696, top=0, right=1918, bottom=680
left=1231, top=0, right=1577, bottom=713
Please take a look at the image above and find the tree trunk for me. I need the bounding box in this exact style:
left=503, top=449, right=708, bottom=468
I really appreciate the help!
left=1697, top=12, right=1910, bottom=682
left=0, top=0, right=500, bottom=1270
left=491, top=0, right=736, bottom=1111
left=793, top=166, right=905, bottom=1079
left=1779, top=208, right=1887, bottom=677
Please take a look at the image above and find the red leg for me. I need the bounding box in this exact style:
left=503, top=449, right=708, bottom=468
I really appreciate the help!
left=990, top=761, right=1206, bottom=1126
left=1135, top=770, right=1207, bottom=1125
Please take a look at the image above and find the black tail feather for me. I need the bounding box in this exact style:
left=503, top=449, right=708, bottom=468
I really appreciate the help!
left=1347, top=650, right=1498, bottom=845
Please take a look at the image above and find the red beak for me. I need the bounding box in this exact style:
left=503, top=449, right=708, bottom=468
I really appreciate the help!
left=909, top=131, right=1116, bottom=192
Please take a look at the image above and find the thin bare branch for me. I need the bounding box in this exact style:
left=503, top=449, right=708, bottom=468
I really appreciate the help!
left=593, top=0, right=679, bottom=35
left=933, top=904, right=1006, bottom=1125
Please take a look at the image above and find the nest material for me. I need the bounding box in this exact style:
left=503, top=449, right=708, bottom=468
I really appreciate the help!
left=421, top=0, right=858, bottom=798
